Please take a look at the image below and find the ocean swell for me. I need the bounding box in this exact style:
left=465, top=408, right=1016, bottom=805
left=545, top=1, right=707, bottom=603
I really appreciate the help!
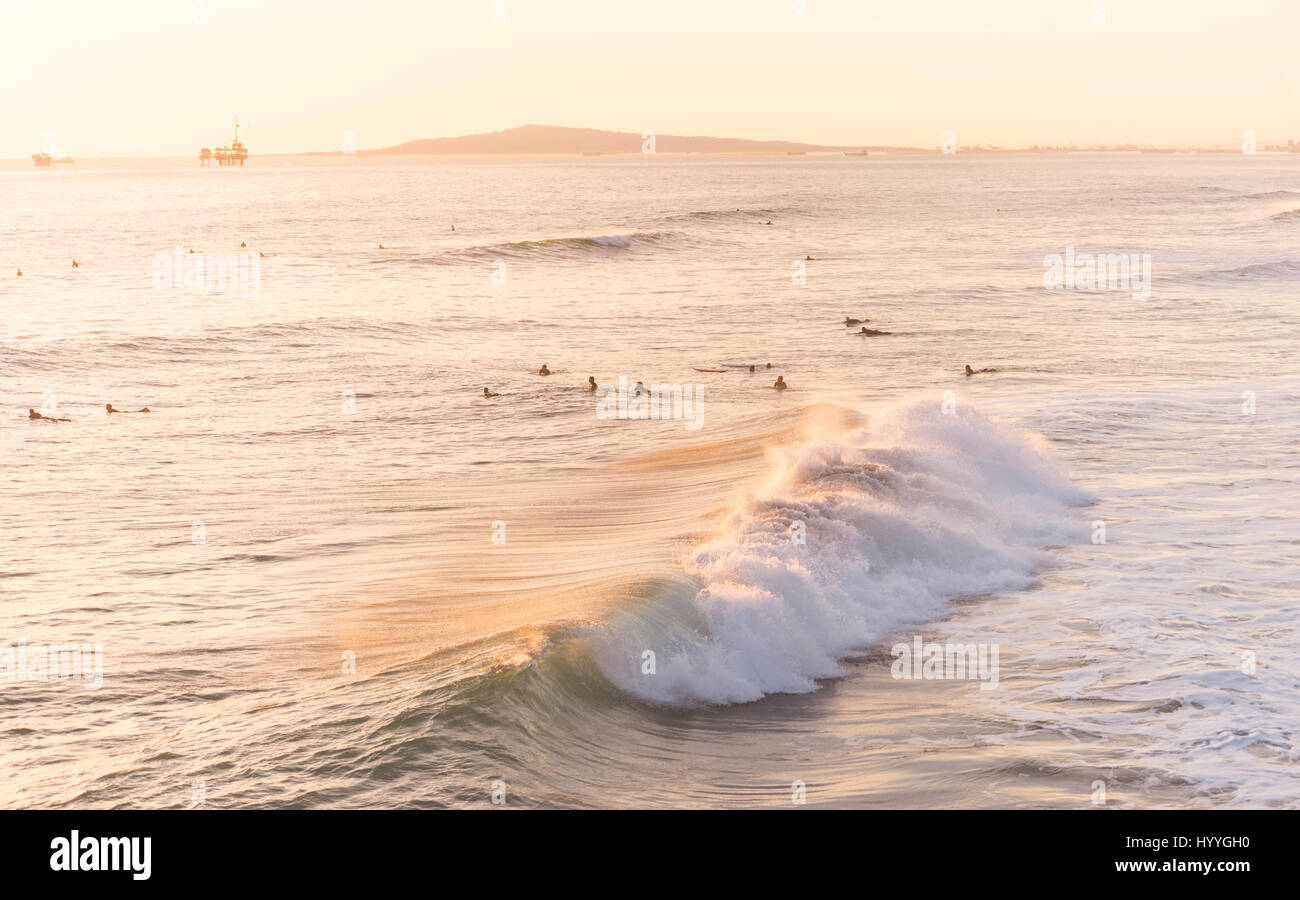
left=442, top=231, right=678, bottom=261
left=1200, top=258, right=1300, bottom=280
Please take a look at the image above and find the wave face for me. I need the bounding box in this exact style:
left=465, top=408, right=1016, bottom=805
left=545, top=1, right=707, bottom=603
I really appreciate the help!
left=1242, top=190, right=1300, bottom=200
left=590, top=401, right=1091, bottom=705
left=441, top=231, right=677, bottom=261
left=1201, top=258, right=1300, bottom=280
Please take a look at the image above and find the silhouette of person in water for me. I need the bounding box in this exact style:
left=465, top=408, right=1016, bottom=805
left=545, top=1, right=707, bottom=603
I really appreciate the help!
left=16, top=269, right=22, bottom=277
left=240, top=242, right=246, bottom=248
left=845, top=317, right=863, bottom=326
left=633, top=381, right=647, bottom=397
left=749, top=365, right=756, bottom=372
left=537, top=364, right=551, bottom=376
left=483, top=388, right=499, bottom=398
left=378, top=244, right=385, bottom=250
left=29, top=408, right=70, bottom=422
left=72, top=260, right=78, bottom=268
left=106, top=404, right=150, bottom=414
left=773, top=376, right=788, bottom=391
left=587, top=376, right=597, bottom=391
left=765, top=362, right=772, bottom=369
left=964, top=364, right=998, bottom=376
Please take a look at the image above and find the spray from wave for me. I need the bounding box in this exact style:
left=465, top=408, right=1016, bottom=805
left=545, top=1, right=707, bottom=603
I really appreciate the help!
left=589, top=400, right=1091, bottom=705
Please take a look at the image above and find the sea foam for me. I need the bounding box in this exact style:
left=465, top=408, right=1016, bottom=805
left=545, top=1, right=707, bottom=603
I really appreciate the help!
left=592, top=399, right=1092, bottom=705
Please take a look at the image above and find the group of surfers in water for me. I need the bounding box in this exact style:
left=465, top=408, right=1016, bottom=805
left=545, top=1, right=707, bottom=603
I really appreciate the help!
left=484, top=349, right=996, bottom=400
left=484, top=363, right=788, bottom=398
left=27, top=404, right=151, bottom=423
left=843, top=315, right=996, bottom=375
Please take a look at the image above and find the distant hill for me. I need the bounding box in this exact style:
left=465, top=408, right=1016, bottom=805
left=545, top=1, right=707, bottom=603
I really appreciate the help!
left=363, top=124, right=880, bottom=155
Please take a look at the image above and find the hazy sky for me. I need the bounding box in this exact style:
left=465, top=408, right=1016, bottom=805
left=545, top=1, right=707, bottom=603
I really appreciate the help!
left=4, top=0, right=1298, bottom=157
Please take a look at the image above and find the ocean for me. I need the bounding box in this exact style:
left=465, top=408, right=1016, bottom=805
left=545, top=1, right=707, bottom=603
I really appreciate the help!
left=2, top=153, right=1297, bottom=808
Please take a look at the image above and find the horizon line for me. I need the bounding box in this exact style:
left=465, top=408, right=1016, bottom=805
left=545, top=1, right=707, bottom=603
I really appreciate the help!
left=12, top=123, right=1300, bottom=161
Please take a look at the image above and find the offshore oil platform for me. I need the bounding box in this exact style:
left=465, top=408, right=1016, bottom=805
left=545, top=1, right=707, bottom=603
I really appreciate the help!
left=201, top=117, right=249, bottom=166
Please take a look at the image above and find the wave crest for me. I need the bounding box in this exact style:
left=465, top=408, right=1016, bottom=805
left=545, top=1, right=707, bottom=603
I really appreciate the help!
left=590, top=400, right=1091, bottom=705
left=443, top=231, right=676, bottom=261
left=1201, top=258, right=1300, bottom=280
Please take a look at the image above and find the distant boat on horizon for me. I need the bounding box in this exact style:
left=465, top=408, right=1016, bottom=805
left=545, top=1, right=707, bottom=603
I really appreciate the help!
left=32, top=153, right=52, bottom=167
left=844, top=149, right=869, bottom=157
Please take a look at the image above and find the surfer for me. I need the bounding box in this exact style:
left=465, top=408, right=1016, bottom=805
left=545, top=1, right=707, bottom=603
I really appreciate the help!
left=106, top=404, right=151, bottom=414
left=16, top=269, right=21, bottom=277
left=773, top=376, right=788, bottom=391
left=844, top=317, right=866, bottom=326
left=633, top=381, right=647, bottom=397
left=72, top=260, right=79, bottom=268
left=482, top=388, right=499, bottom=398
left=856, top=326, right=889, bottom=335
left=587, top=376, right=597, bottom=391
left=964, top=364, right=998, bottom=376
left=749, top=365, right=756, bottom=372
left=29, top=409, right=70, bottom=422
left=240, top=241, right=246, bottom=248
left=806, top=255, right=814, bottom=261
left=378, top=244, right=385, bottom=250
left=537, top=364, right=551, bottom=376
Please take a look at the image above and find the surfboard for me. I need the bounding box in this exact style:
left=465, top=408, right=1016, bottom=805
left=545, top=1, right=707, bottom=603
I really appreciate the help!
left=692, top=367, right=728, bottom=373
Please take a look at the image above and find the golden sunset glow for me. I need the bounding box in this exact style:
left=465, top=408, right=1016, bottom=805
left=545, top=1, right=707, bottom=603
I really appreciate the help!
left=5, top=0, right=1299, bottom=157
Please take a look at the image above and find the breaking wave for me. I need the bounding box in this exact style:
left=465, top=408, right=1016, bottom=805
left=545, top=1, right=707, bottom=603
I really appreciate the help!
left=587, top=400, right=1090, bottom=705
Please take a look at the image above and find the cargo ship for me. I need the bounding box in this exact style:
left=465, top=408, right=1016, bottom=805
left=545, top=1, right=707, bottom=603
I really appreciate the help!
left=201, top=117, right=249, bottom=166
